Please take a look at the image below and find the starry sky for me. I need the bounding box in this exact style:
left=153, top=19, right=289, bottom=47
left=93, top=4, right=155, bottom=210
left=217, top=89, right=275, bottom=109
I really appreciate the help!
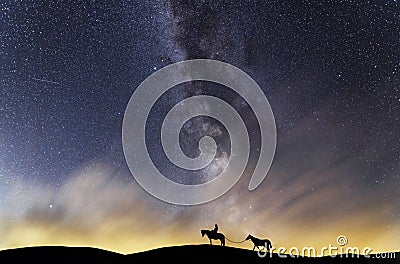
left=1, top=0, right=400, bottom=254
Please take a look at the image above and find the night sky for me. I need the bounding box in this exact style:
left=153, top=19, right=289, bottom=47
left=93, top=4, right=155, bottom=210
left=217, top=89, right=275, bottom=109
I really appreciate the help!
left=1, top=0, right=399, bottom=254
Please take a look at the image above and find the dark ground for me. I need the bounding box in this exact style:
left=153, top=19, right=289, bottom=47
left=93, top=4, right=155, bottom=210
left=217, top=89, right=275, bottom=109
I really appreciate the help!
left=0, top=245, right=398, bottom=263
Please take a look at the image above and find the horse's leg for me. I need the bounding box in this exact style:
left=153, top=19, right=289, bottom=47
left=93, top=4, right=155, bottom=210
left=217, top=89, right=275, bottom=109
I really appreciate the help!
left=253, top=245, right=256, bottom=251
left=209, top=238, right=212, bottom=245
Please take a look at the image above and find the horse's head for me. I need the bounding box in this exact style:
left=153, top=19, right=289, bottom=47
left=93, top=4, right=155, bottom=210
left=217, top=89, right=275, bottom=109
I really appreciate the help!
left=201, top=230, right=206, bottom=237
left=246, top=234, right=252, bottom=240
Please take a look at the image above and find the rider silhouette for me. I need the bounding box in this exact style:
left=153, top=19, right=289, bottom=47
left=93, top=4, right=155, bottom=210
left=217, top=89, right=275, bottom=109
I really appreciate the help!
left=212, top=224, right=218, bottom=234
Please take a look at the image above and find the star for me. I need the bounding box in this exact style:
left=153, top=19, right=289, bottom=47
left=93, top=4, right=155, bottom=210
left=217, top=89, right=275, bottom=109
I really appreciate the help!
left=1, top=0, right=399, bottom=253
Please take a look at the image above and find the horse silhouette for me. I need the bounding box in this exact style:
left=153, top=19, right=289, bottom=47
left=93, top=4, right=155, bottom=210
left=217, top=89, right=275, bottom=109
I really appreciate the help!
left=201, top=229, right=225, bottom=246
left=246, top=234, right=272, bottom=251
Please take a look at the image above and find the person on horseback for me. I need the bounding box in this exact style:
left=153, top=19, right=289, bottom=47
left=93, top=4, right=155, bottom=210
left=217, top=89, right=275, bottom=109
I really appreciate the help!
left=212, top=224, right=218, bottom=235
left=201, top=225, right=225, bottom=246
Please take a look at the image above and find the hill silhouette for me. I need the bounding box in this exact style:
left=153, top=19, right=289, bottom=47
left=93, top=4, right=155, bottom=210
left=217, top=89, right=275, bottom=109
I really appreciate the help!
left=0, top=245, right=398, bottom=263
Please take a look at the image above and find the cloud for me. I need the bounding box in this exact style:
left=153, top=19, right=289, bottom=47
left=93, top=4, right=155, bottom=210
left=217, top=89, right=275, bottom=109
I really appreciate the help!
left=0, top=163, right=185, bottom=252
left=0, top=143, right=399, bottom=254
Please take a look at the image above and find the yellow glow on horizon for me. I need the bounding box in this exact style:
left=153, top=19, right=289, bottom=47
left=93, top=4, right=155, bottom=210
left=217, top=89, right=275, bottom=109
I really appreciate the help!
left=0, top=163, right=398, bottom=256
left=1, top=208, right=398, bottom=256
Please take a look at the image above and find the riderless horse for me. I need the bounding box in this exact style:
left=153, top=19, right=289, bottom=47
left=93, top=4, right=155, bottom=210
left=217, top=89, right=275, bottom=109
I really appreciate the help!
left=246, top=234, right=272, bottom=251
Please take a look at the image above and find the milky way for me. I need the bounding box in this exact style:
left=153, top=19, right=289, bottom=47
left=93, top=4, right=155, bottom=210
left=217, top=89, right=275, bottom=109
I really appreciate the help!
left=1, top=0, right=399, bottom=253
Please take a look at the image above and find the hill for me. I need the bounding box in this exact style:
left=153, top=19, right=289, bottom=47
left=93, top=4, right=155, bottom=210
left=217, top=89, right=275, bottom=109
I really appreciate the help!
left=0, top=245, right=398, bottom=263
